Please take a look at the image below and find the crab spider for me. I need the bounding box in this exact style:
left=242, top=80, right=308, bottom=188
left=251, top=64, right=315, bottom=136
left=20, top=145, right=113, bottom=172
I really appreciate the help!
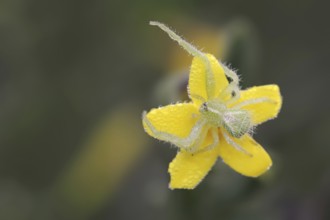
left=143, top=89, right=271, bottom=155
left=144, top=21, right=275, bottom=155
left=143, top=75, right=274, bottom=155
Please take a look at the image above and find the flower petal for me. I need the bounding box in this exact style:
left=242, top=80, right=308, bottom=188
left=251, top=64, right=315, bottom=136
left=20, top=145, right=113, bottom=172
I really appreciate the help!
left=218, top=134, right=272, bottom=177
left=231, top=85, right=282, bottom=125
left=168, top=147, right=218, bottom=189
left=188, top=54, right=228, bottom=105
left=143, top=103, right=198, bottom=138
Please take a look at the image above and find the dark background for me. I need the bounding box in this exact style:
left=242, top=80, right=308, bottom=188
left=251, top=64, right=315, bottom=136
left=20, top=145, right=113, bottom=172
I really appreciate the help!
left=0, top=0, right=329, bottom=219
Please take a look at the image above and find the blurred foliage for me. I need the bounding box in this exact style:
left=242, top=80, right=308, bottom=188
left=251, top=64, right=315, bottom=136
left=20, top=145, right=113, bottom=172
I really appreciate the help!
left=0, top=0, right=329, bottom=220
left=52, top=104, right=148, bottom=219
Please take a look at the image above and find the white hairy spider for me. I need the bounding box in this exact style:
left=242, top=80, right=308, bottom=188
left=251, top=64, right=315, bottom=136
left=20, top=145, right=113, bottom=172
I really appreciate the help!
left=143, top=21, right=273, bottom=155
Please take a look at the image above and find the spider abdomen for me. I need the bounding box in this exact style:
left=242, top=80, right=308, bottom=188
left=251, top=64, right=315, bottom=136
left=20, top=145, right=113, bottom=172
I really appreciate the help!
left=222, top=109, right=252, bottom=138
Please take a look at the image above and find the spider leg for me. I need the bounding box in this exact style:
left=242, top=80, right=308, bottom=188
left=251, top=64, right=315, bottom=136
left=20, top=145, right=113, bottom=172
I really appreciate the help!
left=221, top=63, right=240, bottom=85
left=217, top=64, right=242, bottom=104
left=221, top=128, right=252, bottom=157
left=218, top=83, right=241, bottom=104
left=185, top=125, right=210, bottom=153
left=189, top=93, right=206, bottom=103
left=150, top=21, right=204, bottom=58
left=197, top=127, right=219, bottom=153
left=142, top=111, right=207, bottom=150
left=150, top=21, right=215, bottom=99
left=232, top=97, right=277, bottom=109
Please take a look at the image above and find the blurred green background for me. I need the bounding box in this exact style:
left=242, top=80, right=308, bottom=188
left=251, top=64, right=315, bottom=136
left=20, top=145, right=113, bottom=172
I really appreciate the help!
left=0, top=0, right=329, bottom=219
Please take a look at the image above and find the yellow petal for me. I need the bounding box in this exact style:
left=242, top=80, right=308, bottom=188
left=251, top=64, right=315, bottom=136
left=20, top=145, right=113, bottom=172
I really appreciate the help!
left=143, top=103, right=198, bottom=138
left=231, top=85, right=282, bottom=125
left=218, top=134, right=272, bottom=177
left=169, top=147, right=218, bottom=189
left=189, top=54, right=228, bottom=105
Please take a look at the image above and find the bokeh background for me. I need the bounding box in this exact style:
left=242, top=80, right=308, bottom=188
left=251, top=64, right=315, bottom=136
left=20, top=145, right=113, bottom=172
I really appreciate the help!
left=0, top=0, right=329, bottom=219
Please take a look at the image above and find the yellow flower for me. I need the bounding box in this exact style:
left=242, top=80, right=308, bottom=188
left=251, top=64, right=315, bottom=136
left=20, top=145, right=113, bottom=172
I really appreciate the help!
left=143, top=21, right=282, bottom=190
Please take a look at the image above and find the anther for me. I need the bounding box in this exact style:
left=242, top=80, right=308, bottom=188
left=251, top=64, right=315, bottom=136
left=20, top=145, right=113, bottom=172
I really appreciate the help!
left=231, top=91, right=236, bottom=97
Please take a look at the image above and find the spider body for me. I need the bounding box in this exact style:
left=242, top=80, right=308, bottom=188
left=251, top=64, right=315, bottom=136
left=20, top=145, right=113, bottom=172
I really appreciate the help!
left=200, top=100, right=252, bottom=138
left=143, top=90, right=260, bottom=155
